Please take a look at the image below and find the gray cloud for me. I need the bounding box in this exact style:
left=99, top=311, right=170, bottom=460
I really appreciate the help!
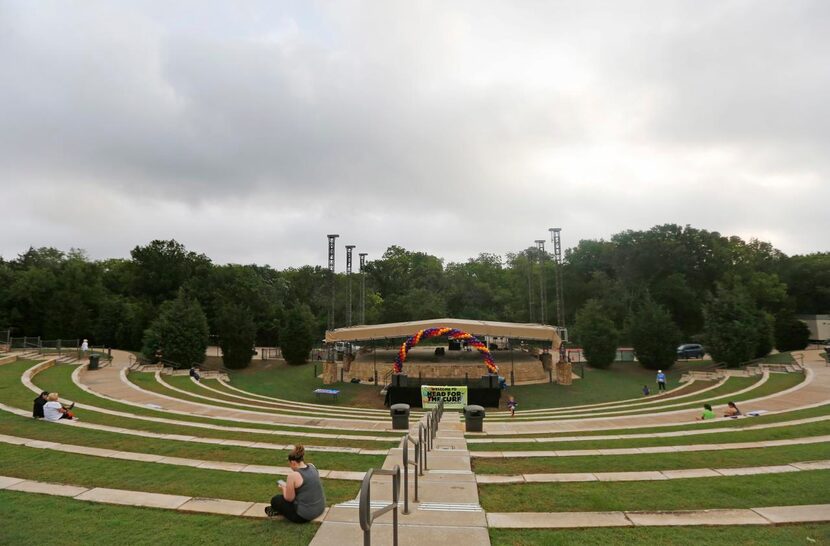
left=1, top=0, right=827, bottom=268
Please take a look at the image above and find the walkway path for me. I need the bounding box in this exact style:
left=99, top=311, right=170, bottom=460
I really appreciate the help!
left=73, top=352, right=396, bottom=431
left=0, top=432, right=366, bottom=480
left=310, top=412, right=491, bottom=545
left=475, top=460, right=830, bottom=483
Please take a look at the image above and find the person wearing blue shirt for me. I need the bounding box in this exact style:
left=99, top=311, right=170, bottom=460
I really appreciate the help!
left=656, top=370, right=667, bottom=392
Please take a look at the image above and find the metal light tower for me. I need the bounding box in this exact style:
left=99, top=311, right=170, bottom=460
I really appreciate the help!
left=526, top=248, right=534, bottom=322
left=549, top=228, right=565, bottom=330
left=359, top=253, right=368, bottom=325
left=535, top=239, right=547, bottom=324
left=326, top=234, right=339, bottom=330
left=345, top=245, right=355, bottom=326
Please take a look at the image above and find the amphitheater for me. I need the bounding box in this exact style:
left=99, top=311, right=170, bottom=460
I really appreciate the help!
left=1, top=346, right=829, bottom=544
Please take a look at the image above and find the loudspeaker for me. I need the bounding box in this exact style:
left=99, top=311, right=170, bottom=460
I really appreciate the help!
left=392, top=374, right=408, bottom=387
left=481, top=374, right=498, bottom=388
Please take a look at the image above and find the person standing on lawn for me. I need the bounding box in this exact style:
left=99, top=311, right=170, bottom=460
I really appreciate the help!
left=656, top=369, right=667, bottom=392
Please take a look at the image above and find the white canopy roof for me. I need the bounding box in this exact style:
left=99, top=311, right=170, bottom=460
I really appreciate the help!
left=325, top=318, right=561, bottom=348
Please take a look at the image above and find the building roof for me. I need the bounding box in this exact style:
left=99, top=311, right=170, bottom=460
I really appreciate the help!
left=325, top=318, right=562, bottom=347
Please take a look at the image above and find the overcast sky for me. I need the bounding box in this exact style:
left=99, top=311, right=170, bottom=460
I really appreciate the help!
left=1, top=1, right=828, bottom=270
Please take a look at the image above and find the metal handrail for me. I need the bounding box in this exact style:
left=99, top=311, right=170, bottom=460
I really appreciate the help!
left=359, top=466, right=401, bottom=546
left=402, top=434, right=420, bottom=513
left=418, top=422, right=428, bottom=473
left=425, top=413, right=432, bottom=451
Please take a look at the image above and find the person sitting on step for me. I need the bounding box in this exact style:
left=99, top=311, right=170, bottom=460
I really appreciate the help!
left=724, top=401, right=742, bottom=418
left=32, top=391, right=49, bottom=419
left=696, top=403, right=715, bottom=421
left=266, top=445, right=326, bottom=522
left=189, top=366, right=201, bottom=382
left=42, top=392, right=77, bottom=421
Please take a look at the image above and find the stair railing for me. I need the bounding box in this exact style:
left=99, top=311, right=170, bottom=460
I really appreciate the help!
left=358, top=465, right=401, bottom=546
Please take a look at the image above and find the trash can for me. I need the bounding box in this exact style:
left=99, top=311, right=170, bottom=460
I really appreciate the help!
left=391, top=403, right=410, bottom=430
left=88, top=354, right=100, bottom=371
left=464, top=405, right=485, bottom=433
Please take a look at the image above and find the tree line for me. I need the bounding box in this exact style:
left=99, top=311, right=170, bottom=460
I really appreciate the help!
left=0, top=224, right=826, bottom=369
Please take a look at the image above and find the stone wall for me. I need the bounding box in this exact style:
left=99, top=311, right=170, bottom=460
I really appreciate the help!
left=345, top=360, right=547, bottom=383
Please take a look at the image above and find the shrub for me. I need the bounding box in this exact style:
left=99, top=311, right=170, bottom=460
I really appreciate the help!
left=573, top=299, right=619, bottom=369
left=774, top=313, right=811, bottom=351
left=628, top=297, right=681, bottom=371
left=281, top=305, right=315, bottom=365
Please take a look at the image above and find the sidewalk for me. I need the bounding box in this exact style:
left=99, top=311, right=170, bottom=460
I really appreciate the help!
left=310, top=413, right=491, bottom=546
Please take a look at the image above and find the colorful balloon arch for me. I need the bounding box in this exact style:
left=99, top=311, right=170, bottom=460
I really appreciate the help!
left=393, top=327, right=498, bottom=375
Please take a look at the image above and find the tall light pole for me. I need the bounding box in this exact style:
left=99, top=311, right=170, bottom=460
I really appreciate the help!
left=526, top=248, right=534, bottom=322
left=359, top=253, right=368, bottom=325
left=535, top=239, right=547, bottom=324
left=345, top=245, right=355, bottom=326
left=549, top=228, right=565, bottom=332
left=326, top=234, right=339, bottom=330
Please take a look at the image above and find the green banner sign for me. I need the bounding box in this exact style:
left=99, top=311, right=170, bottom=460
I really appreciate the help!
left=421, top=385, right=468, bottom=409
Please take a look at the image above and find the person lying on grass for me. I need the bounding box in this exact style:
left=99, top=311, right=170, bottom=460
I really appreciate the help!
left=696, top=403, right=715, bottom=421
left=42, top=392, right=77, bottom=421
left=265, top=444, right=326, bottom=522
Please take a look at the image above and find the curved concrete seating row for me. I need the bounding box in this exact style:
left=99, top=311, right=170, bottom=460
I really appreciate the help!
left=486, top=373, right=771, bottom=421
left=19, top=361, right=397, bottom=442
left=0, top=432, right=367, bottom=480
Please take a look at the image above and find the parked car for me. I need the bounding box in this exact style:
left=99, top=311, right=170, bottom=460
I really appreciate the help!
left=677, top=343, right=705, bottom=359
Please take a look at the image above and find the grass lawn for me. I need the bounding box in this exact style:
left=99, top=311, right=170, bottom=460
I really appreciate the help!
left=0, top=490, right=318, bottom=546
left=163, top=374, right=395, bottom=418
left=472, top=442, right=830, bottom=474
left=495, top=361, right=716, bottom=411
left=22, top=362, right=400, bottom=440
left=0, top=443, right=359, bottom=505
left=128, top=371, right=389, bottom=421
left=0, top=412, right=386, bottom=472
left=470, top=403, right=830, bottom=438
left=491, top=373, right=805, bottom=421
left=227, top=359, right=387, bottom=408
left=469, top=419, right=830, bottom=451
left=489, top=525, right=830, bottom=546
left=478, top=470, right=830, bottom=512
left=762, top=352, right=797, bottom=364
left=489, top=376, right=756, bottom=420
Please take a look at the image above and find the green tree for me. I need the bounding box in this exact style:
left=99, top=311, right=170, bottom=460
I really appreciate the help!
left=573, top=299, right=619, bottom=369
left=754, top=310, right=775, bottom=359
left=281, top=305, right=315, bottom=365
left=628, top=297, right=681, bottom=370
left=141, top=289, right=208, bottom=367
left=774, top=313, right=811, bottom=351
left=703, top=286, right=759, bottom=367
left=216, top=301, right=257, bottom=369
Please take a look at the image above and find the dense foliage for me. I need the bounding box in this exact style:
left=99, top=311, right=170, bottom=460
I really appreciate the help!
left=774, top=313, right=811, bottom=352
left=216, top=301, right=257, bottom=369
left=627, top=297, right=681, bottom=370
left=573, top=299, right=619, bottom=369
left=140, top=288, right=209, bottom=367
left=281, top=305, right=316, bottom=365
left=0, top=225, right=827, bottom=369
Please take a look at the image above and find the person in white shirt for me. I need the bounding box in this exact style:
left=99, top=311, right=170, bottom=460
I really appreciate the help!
left=43, top=392, right=77, bottom=421
left=81, top=339, right=89, bottom=355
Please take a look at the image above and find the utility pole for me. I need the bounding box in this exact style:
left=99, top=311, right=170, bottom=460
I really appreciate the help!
left=345, top=245, right=355, bottom=326
left=359, top=253, right=368, bottom=325
left=535, top=239, right=547, bottom=324
left=549, top=228, right=565, bottom=332
left=326, top=234, right=339, bottom=330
